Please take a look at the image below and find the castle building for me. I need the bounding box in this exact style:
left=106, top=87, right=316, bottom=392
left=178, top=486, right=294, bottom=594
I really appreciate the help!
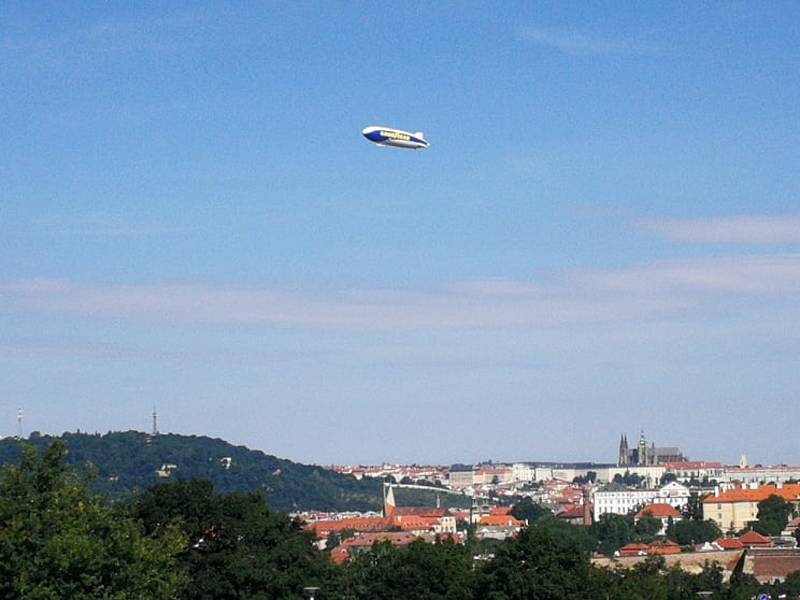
left=618, top=431, right=684, bottom=467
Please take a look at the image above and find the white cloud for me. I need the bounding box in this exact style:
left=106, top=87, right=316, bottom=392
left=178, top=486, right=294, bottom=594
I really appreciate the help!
left=575, top=255, right=800, bottom=294
left=642, top=215, right=800, bottom=244
left=3, top=255, right=800, bottom=331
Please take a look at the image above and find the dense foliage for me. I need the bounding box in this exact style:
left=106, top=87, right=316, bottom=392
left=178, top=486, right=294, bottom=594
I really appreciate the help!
left=0, top=431, right=382, bottom=512
left=666, top=518, right=722, bottom=545
left=752, top=494, right=796, bottom=536
left=589, top=513, right=671, bottom=556
left=0, top=441, right=185, bottom=598
left=474, top=521, right=596, bottom=599
left=510, top=497, right=552, bottom=523
left=133, top=479, right=330, bottom=599
left=613, top=470, right=644, bottom=486
left=333, top=539, right=475, bottom=599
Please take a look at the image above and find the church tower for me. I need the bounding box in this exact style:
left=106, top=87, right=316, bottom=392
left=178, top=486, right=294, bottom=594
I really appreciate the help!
left=637, top=430, right=648, bottom=466
left=618, top=433, right=629, bottom=466
left=383, top=484, right=396, bottom=518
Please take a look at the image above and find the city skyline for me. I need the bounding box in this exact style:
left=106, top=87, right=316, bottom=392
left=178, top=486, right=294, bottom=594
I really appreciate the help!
left=0, top=418, right=778, bottom=470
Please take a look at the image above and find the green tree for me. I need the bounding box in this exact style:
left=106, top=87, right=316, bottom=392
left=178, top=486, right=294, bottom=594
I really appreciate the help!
left=474, top=521, right=595, bottom=599
left=752, top=494, right=793, bottom=536
left=134, top=479, right=330, bottom=599
left=510, top=497, right=552, bottom=524
left=694, top=561, right=724, bottom=595
left=727, top=571, right=762, bottom=600
left=0, top=441, right=185, bottom=598
left=660, top=472, right=677, bottom=485
left=780, top=570, right=800, bottom=597
left=666, top=518, right=721, bottom=545
left=613, top=470, right=644, bottom=487
left=326, top=531, right=342, bottom=551
left=590, top=513, right=634, bottom=556
left=572, top=471, right=597, bottom=485
left=612, top=556, right=669, bottom=600
left=634, top=515, right=662, bottom=540
left=684, top=492, right=705, bottom=521
left=336, top=539, right=474, bottom=600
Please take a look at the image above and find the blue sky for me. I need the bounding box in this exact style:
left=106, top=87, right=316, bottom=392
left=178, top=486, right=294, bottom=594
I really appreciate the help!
left=2, top=2, right=799, bottom=465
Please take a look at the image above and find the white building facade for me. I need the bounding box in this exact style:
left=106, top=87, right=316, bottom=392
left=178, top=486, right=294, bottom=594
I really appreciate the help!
left=512, top=463, right=535, bottom=482
left=593, top=482, right=690, bottom=521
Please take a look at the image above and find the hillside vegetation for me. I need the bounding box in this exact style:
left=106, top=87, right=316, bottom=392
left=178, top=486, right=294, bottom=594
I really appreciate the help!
left=0, top=431, right=382, bottom=512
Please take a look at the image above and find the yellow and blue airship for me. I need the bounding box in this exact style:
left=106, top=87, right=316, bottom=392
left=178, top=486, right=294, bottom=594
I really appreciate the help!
left=362, top=126, right=429, bottom=150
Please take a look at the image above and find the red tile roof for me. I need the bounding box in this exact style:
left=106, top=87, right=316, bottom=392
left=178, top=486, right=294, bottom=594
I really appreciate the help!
left=636, top=503, right=681, bottom=519
left=715, top=537, right=744, bottom=550
left=619, top=541, right=681, bottom=557
left=391, top=515, right=442, bottom=531
left=330, top=547, right=349, bottom=565
left=648, top=540, right=682, bottom=555
left=479, top=515, right=523, bottom=527
left=341, top=531, right=423, bottom=549
left=557, top=505, right=586, bottom=519
left=330, top=531, right=429, bottom=563
left=738, top=530, right=773, bottom=548
left=664, top=461, right=722, bottom=469
left=490, top=506, right=512, bottom=516
left=750, top=552, right=800, bottom=583
left=392, top=507, right=447, bottom=518
left=306, top=517, right=389, bottom=538
left=618, top=543, right=650, bottom=557
left=703, top=484, right=800, bottom=504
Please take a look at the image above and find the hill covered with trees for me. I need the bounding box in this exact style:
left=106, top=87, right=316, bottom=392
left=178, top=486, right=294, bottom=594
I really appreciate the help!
left=0, top=430, right=382, bottom=512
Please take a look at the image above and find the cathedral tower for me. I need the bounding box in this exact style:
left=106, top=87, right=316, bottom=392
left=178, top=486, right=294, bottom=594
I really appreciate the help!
left=618, top=433, right=629, bottom=466
left=637, top=430, right=648, bottom=466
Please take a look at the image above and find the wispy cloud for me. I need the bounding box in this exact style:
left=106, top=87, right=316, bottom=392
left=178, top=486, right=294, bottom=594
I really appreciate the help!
left=575, top=255, right=800, bottom=294
left=0, top=337, right=306, bottom=365
left=517, top=27, right=644, bottom=55
left=642, top=215, right=800, bottom=244
left=3, top=255, right=800, bottom=331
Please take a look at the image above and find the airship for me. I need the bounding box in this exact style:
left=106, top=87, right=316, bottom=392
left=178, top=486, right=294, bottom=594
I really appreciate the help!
left=362, top=126, right=429, bottom=150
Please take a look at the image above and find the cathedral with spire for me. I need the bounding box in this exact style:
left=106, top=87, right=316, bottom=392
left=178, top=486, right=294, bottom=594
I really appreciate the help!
left=617, top=431, right=685, bottom=466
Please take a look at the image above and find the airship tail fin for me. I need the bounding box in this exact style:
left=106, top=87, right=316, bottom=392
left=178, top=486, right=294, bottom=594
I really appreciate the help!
left=415, top=131, right=425, bottom=139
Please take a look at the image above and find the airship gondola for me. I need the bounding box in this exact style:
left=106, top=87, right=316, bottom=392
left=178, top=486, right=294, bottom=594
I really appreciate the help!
left=362, top=126, right=429, bottom=150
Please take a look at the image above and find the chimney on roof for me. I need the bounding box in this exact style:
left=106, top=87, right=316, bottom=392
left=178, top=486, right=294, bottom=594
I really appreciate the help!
left=714, top=485, right=719, bottom=497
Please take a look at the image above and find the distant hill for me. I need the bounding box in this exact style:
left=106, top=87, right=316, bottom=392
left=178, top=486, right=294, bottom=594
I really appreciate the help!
left=0, top=431, right=383, bottom=513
